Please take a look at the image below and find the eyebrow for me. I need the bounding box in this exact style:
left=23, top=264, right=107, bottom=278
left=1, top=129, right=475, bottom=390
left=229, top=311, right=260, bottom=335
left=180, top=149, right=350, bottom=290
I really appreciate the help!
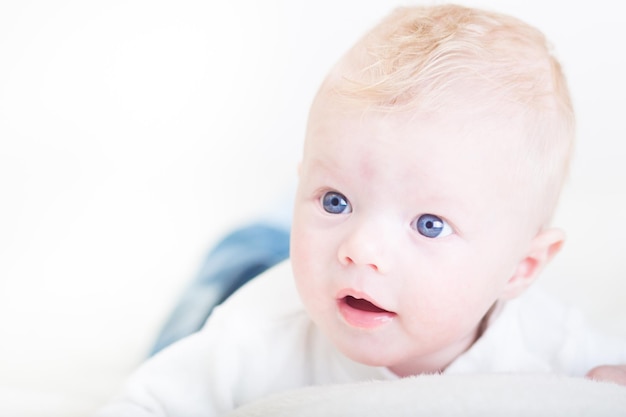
left=307, top=156, right=471, bottom=215
left=303, top=155, right=342, bottom=178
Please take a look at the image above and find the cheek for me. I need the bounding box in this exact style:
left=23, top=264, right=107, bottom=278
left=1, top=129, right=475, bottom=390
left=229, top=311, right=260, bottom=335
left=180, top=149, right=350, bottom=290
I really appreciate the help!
left=290, top=217, right=323, bottom=295
left=290, top=204, right=311, bottom=261
left=291, top=235, right=331, bottom=323
left=399, top=254, right=510, bottom=326
left=290, top=218, right=316, bottom=272
left=291, top=205, right=338, bottom=271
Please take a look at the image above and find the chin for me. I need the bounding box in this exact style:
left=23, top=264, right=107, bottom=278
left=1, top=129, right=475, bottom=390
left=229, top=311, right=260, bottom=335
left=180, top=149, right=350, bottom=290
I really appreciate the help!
left=334, top=338, right=397, bottom=367
left=347, top=352, right=391, bottom=368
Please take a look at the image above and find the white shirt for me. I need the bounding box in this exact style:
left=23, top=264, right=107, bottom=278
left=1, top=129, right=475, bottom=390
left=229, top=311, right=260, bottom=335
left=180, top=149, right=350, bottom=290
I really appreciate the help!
left=95, top=261, right=626, bottom=417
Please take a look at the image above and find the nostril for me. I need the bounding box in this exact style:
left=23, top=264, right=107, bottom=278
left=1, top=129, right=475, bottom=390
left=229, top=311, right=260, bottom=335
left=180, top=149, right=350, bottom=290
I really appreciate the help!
left=342, top=256, right=379, bottom=272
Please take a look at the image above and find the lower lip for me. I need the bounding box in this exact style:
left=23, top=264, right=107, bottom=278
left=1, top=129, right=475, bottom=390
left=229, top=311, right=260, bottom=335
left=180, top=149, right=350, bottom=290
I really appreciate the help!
left=337, top=299, right=397, bottom=329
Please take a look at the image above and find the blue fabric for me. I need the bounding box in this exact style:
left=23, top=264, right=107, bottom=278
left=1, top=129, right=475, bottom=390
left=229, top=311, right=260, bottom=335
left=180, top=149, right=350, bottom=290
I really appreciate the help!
left=150, top=222, right=290, bottom=355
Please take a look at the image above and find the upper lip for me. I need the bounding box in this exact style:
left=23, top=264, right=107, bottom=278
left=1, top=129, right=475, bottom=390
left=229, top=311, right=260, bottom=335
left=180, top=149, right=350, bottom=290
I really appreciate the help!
left=336, top=289, right=393, bottom=313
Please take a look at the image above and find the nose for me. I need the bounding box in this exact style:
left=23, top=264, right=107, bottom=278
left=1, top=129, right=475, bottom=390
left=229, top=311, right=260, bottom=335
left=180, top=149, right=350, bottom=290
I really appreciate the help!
left=337, top=218, right=390, bottom=273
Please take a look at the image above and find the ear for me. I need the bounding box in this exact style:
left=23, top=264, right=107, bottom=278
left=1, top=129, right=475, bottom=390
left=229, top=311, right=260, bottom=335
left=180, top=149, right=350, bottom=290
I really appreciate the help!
left=500, top=228, right=565, bottom=300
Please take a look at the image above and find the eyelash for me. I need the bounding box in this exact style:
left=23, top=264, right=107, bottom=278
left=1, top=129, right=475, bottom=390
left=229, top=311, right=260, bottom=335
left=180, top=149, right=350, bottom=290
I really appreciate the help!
left=317, top=190, right=454, bottom=238
left=411, top=213, right=454, bottom=239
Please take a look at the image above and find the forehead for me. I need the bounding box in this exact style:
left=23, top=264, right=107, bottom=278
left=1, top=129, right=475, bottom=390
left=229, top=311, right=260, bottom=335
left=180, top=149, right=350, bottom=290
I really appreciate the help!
left=305, top=100, right=525, bottom=181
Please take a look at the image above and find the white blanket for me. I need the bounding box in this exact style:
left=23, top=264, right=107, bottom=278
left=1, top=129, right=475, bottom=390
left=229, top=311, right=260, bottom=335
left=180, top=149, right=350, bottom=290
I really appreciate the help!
left=227, top=374, right=626, bottom=417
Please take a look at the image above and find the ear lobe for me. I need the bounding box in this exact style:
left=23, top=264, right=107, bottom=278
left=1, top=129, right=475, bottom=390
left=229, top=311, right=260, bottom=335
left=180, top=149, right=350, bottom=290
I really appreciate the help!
left=500, top=228, right=565, bottom=300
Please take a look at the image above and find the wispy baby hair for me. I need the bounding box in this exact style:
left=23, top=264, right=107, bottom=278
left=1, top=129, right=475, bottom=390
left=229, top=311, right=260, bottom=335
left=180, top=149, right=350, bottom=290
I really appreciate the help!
left=324, top=4, right=575, bottom=225
left=333, top=5, right=572, bottom=115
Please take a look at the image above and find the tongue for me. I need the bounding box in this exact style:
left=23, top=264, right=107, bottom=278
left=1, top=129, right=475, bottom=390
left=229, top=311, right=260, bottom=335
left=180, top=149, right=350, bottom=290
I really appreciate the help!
left=345, top=296, right=388, bottom=313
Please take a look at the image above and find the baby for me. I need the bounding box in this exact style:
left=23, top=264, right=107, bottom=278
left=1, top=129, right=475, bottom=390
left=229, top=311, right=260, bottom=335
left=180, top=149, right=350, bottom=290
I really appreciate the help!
left=96, top=4, right=626, bottom=416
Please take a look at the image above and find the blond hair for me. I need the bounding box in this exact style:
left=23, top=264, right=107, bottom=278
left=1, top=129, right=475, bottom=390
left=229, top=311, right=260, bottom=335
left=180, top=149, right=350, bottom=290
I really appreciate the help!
left=320, top=4, right=575, bottom=226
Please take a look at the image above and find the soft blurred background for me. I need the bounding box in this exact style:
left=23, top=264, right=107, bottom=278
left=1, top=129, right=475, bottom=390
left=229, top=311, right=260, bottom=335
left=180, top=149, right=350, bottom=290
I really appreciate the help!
left=0, top=1, right=624, bottom=416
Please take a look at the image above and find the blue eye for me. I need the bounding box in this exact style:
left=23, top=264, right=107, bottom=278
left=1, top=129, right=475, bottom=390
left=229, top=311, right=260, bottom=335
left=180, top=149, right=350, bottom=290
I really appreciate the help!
left=414, top=214, right=453, bottom=238
left=322, top=191, right=351, bottom=214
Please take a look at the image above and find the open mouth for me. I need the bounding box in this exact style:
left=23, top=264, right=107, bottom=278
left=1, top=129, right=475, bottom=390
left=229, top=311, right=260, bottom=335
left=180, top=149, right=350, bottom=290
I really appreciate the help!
left=344, top=295, right=390, bottom=313
left=338, top=294, right=396, bottom=329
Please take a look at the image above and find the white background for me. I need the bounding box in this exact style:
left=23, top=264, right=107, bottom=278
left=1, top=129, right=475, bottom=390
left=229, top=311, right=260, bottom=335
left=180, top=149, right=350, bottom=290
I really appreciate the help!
left=0, top=1, right=625, bottom=416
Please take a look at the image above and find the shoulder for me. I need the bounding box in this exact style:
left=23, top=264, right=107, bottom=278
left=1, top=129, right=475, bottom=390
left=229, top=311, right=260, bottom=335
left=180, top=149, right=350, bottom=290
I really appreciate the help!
left=511, top=286, right=626, bottom=374
left=98, top=261, right=341, bottom=416
left=199, top=261, right=340, bottom=404
left=448, top=286, right=626, bottom=375
left=208, top=260, right=305, bottom=331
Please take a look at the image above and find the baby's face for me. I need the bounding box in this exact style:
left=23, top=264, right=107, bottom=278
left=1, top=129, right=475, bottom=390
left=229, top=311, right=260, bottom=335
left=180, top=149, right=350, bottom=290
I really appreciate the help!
left=291, top=97, right=541, bottom=376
